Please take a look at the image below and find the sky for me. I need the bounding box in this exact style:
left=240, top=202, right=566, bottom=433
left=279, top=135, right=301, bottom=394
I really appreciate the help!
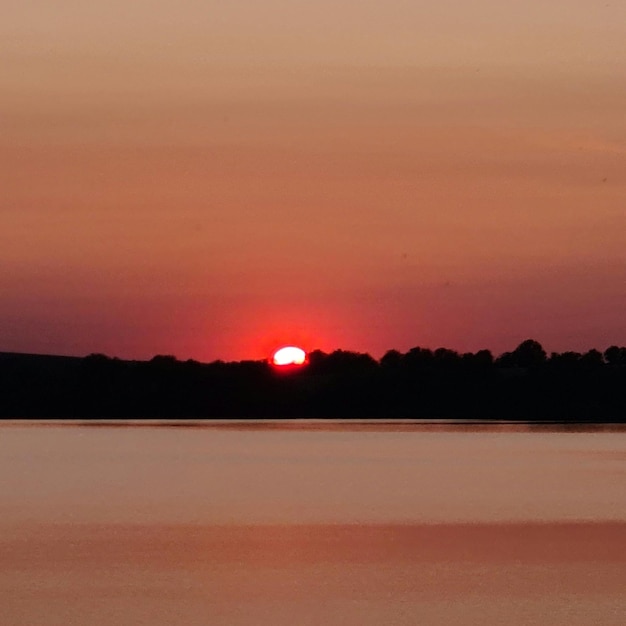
left=2, top=0, right=625, bottom=361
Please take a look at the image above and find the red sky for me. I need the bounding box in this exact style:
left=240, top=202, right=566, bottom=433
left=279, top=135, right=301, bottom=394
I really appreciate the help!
left=2, top=1, right=625, bottom=361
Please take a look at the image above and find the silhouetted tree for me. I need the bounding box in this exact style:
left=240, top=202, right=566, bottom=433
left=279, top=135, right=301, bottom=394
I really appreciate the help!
left=474, top=349, right=494, bottom=367
left=433, top=347, right=460, bottom=367
left=510, top=339, right=547, bottom=369
left=380, top=349, right=402, bottom=369
left=605, top=346, right=626, bottom=367
left=580, top=349, right=604, bottom=369
left=404, top=347, right=434, bottom=370
left=2, top=339, right=626, bottom=420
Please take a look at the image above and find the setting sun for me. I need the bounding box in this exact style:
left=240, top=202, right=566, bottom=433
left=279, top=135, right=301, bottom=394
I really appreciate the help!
left=272, top=346, right=307, bottom=366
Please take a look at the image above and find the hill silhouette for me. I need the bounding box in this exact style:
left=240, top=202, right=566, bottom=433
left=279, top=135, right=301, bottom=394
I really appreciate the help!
left=1, top=340, right=625, bottom=420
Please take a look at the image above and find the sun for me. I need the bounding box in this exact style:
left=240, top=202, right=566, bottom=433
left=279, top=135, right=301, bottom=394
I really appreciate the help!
left=272, top=346, right=307, bottom=366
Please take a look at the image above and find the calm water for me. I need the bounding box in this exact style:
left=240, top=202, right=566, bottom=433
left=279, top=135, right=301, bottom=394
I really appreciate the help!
left=1, top=421, right=625, bottom=625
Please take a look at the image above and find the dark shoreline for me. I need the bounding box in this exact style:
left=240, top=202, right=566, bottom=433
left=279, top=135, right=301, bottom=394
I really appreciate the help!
left=2, top=340, right=625, bottom=421
left=3, top=419, right=626, bottom=433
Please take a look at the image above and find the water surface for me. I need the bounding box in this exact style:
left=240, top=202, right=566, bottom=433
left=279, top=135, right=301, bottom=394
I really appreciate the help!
left=1, top=421, right=625, bottom=625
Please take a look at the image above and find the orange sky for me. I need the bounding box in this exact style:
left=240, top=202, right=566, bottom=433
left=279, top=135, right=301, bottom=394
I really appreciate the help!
left=2, top=1, right=625, bottom=360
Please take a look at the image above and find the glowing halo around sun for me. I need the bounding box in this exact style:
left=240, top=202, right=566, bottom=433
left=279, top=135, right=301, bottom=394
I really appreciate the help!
left=272, top=346, right=307, bottom=366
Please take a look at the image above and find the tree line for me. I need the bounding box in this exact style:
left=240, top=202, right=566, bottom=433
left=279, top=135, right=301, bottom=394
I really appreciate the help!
left=1, top=340, right=625, bottom=420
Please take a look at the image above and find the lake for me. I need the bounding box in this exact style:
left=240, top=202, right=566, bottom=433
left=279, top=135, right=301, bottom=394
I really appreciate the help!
left=1, top=421, right=625, bottom=625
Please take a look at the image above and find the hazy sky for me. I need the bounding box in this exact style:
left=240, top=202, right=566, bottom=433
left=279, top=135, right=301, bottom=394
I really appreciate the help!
left=2, top=0, right=625, bottom=360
